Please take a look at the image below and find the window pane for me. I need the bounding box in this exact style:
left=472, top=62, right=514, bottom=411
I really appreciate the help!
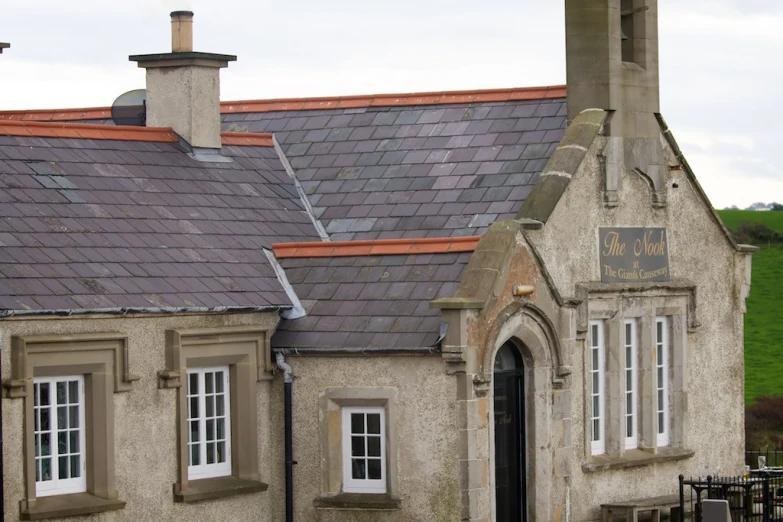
left=351, top=436, right=365, bottom=457
left=627, top=417, right=633, bottom=437
left=41, top=458, right=51, bottom=481
left=56, top=382, right=66, bottom=405
left=216, top=395, right=225, bottom=416
left=215, top=372, right=224, bottom=393
left=58, top=431, right=67, bottom=454
left=626, top=394, right=632, bottom=411
left=207, top=442, right=215, bottom=464
left=592, top=373, right=599, bottom=392
left=206, top=396, right=214, bottom=417
left=351, top=459, right=366, bottom=480
left=367, top=414, right=381, bottom=434
left=657, top=321, right=663, bottom=340
left=658, top=389, right=664, bottom=405
left=70, top=431, right=79, bottom=453
left=189, top=397, right=198, bottom=419
left=625, top=323, right=631, bottom=342
left=68, top=381, right=78, bottom=403
left=367, top=436, right=381, bottom=457
left=205, top=373, right=214, bottom=394
left=190, top=444, right=200, bottom=466
left=40, top=383, right=50, bottom=406
left=216, top=441, right=226, bottom=463
left=368, top=459, right=382, bottom=480
left=188, top=373, right=198, bottom=394
left=592, top=349, right=598, bottom=370
left=591, top=325, right=598, bottom=346
left=592, top=395, right=599, bottom=414
left=70, top=455, right=80, bottom=478
left=69, top=406, right=79, bottom=429
left=41, top=433, right=51, bottom=456
left=57, top=407, right=67, bottom=431
left=190, top=420, right=199, bottom=442
left=58, top=456, right=68, bottom=479
left=217, top=418, right=225, bottom=440
left=206, top=419, right=215, bottom=441
left=35, top=460, right=41, bottom=482
left=40, top=407, right=50, bottom=431
left=351, top=413, right=364, bottom=435
left=592, top=419, right=600, bottom=440
left=658, top=412, right=664, bottom=432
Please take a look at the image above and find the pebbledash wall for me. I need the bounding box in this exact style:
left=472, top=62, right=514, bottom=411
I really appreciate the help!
left=431, top=110, right=752, bottom=520
left=0, top=312, right=287, bottom=521
left=529, top=126, right=750, bottom=521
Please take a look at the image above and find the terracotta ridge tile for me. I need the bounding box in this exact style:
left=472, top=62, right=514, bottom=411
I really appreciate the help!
left=222, top=85, right=567, bottom=114
left=0, top=84, right=567, bottom=121
left=220, top=131, right=274, bottom=147
left=0, top=120, right=178, bottom=143
left=272, top=236, right=480, bottom=258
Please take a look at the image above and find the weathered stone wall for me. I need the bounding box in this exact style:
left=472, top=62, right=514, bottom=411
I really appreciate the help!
left=284, top=354, right=460, bottom=522
left=1, top=312, right=283, bottom=522
left=524, top=131, right=747, bottom=521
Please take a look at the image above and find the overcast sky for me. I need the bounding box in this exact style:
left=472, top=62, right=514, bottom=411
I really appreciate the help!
left=2, top=0, right=781, bottom=209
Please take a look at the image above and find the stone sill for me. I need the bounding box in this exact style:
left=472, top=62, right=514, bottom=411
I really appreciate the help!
left=314, top=493, right=401, bottom=511
left=174, top=476, right=268, bottom=503
left=583, top=447, right=695, bottom=473
left=20, top=493, right=125, bottom=520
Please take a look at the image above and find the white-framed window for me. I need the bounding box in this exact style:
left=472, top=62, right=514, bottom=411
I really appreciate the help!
left=342, top=406, right=386, bottom=493
left=624, top=320, right=639, bottom=450
left=187, top=366, right=231, bottom=480
left=589, top=321, right=606, bottom=455
left=655, top=317, right=670, bottom=446
left=33, top=375, right=86, bottom=497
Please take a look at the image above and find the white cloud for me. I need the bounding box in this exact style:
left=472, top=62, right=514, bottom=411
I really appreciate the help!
left=676, top=132, right=756, bottom=152
left=685, top=152, right=783, bottom=208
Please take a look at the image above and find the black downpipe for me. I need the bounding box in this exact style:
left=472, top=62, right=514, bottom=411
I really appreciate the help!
left=277, top=353, right=294, bottom=522
left=284, top=379, right=293, bottom=522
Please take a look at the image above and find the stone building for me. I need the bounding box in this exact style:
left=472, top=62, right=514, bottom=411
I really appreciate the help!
left=0, top=1, right=753, bottom=521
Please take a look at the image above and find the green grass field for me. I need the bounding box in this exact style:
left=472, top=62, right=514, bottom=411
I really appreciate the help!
left=717, top=210, right=783, bottom=403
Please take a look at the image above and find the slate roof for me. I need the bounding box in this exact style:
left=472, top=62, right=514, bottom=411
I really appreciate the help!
left=271, top=251, right=471, bottom=351
left=222, top=97, right=567, bottom=240
left=0, top=131, right=319, bottom=313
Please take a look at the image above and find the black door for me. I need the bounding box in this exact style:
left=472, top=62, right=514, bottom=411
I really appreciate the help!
left=493, top=343, right=526, bottom=522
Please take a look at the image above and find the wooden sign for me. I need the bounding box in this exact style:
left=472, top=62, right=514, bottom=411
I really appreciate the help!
left=599, top=228, right=670, bottom=283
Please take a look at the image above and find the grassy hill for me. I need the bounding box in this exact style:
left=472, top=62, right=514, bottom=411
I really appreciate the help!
left=717, top=210, right=783, bottom=404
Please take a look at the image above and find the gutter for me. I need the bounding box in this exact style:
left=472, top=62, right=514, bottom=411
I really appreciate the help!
left=0, top=305, right=288, bottom=319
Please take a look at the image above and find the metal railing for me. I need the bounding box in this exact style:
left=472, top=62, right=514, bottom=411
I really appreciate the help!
left=748, top=450, right=783, bottom=470
left=679, top=472, right=783, bottom=522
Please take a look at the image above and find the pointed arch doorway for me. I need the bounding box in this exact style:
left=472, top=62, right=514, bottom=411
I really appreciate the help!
left=493, top=342, right=527, bottom=522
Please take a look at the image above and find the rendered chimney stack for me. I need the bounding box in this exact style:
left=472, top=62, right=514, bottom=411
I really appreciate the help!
left=170, top=11, right=193, bottom=53
left=129, top=12, right=236, bottom=152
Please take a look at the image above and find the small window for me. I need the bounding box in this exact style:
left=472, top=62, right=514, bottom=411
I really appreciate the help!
left=624, top=320, right=638, bottom=449
left=655, top=318, right=670, bottom=446
left=187, top=367, right=231, bottom=480
left=342, top=407, right=386, bottom=493
left=589, top=321, right=606, bottom=455
left=33, top=376, right=86, bottom=497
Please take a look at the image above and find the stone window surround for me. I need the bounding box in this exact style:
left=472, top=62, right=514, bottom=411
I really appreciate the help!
left=314, top=387, right=401, bottom=511
left=3, top=333, right=136, bottom=520
left=582, top=294, right=694, bottom=472
left=159, top=326, right=271, bottom=503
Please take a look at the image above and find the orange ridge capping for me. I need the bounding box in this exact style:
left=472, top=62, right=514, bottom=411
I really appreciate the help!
left=0, top=84, right=567, bottom=122
left=0, top=120, right=179, bottom=143
left=272, top=236, right=481, bottom=259
left=222, top=85, right=567, bottom=114
left=220, top=132, right=274, bottom=147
